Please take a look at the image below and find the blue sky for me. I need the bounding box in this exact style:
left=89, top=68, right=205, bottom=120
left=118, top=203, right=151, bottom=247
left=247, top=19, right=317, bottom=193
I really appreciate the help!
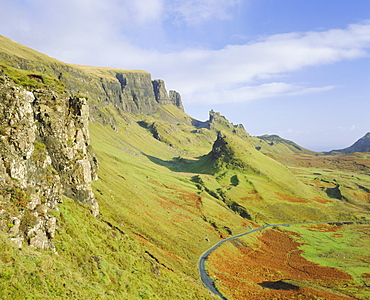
left=1, top=0, right=370, bottom=151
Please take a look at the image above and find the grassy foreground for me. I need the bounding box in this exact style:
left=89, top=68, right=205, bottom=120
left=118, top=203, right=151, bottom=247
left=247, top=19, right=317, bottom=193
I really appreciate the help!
left=0, top=197, right=214, bottom=299
left=1, top=104, right=369, bottom=299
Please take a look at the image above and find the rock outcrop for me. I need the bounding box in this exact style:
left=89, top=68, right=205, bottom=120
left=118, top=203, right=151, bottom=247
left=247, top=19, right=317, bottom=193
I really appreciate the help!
left=152, top=79, right=171, bottom=105
left=152, top=79, right=184, bottom=111
left=101, top=72, right=159, bottom=114
left=0, top=71, right=98, bottom=250
left=0, top=35, right=186, bottom=250
left=169, top=90, right=184, bottom=111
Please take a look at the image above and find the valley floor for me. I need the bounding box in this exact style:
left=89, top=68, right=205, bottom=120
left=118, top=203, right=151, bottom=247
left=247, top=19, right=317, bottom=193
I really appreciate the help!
left=207, top=223, right=370, bottom=300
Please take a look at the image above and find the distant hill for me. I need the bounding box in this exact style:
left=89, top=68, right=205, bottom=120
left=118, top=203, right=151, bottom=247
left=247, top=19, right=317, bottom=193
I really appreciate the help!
left=253, top=134, right=318, bottom=155
left=326, top=132, right=370, bottom=155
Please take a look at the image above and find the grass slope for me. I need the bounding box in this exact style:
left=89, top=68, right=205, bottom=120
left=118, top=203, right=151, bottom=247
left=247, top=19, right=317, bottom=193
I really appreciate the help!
left=0, top=197, right=214, bottom=299
left=252, top=134, right=319, bottom=155
left=1, top=35, right=370, bottom=299
left=2, top=101, right=369, bottom=298
left=0, top=35, right=148, bottom=105
left=88, top=105, right=370, bottom=299
left=288, top=223, right=370, bottom=299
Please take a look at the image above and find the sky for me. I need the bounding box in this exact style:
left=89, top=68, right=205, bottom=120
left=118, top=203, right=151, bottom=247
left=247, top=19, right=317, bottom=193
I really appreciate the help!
left=1, top=0, right=370, bottom=151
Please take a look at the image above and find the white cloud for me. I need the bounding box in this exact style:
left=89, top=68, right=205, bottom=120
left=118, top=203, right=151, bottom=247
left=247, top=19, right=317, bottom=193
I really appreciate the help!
left=152, top=21, right=370, bottom=103
left=181, top=82, right=336, bottom=104
left=1, top=1, right=370, bottom=105
left=167, top=0, right=240, bottom=26
left=128, top=0, right=164, bottom=24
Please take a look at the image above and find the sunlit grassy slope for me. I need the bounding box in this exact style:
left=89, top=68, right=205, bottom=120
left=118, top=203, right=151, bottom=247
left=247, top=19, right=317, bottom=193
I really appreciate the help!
left=289, top=223, right=370, bottom=292
left=252, top=134, right=319, bottom=155
left=0, top=35, right=147, bottom=77
left=1, top=100, right=368, bottom=298
left=86, top=103, right=370, bottom=299
left=1, top=35, right=369, bottom=299
left=0, top=197, right=216, bottom=300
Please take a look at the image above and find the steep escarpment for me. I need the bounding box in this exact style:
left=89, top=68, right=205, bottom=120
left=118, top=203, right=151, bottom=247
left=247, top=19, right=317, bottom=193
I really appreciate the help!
left=0, top=36, right=184, bottom=118
left=0, top=70, right=98, bottom=250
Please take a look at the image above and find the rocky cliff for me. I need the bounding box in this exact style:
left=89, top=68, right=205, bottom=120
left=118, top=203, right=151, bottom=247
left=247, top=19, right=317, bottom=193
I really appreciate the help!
left=0, top=35, right=186, bottom=250
left=152, top=79, right=184, bottom=110
left=0, top=70, right=98, bottom=250
left=0, top=35, right=184, bottom=118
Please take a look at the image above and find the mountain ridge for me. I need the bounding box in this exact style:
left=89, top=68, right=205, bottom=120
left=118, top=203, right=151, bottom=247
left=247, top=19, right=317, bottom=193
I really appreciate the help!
left=0, top=35, right=184, bottom=117
left=1, top=35, right=367, bottom=155
left=326, top=132, right=370, bottom=155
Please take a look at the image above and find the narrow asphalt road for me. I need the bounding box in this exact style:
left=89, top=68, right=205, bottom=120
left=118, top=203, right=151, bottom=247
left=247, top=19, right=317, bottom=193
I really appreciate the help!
left=198, top=220, right=369, bottom=299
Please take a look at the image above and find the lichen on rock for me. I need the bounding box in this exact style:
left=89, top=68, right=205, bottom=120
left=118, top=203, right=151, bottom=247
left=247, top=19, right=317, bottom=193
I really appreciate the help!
left=0, top=70, right=98, bottom=250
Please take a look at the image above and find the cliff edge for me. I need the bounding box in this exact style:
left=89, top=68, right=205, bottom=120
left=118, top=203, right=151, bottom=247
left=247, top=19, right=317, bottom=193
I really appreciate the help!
left=0, top=35, right=186, bottom=250
left=0, top=68, right=98, bottom=250
left=0, top=35, right=184, bottom=118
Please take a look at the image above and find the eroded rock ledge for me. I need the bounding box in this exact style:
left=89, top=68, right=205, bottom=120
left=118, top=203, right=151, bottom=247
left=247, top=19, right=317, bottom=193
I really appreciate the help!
left=0, top=72, right=98, bottom=250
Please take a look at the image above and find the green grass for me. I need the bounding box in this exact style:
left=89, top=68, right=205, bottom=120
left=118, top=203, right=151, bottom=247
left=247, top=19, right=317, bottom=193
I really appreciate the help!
left=0, top=64, right=66, bottom=92
left=254, top=134, right=319, bottom=155
left=89, top=120, right=248, bottom=270
left=1, top=35, right=370, bottom=299
left=0, top=196, right=215, bottom=299
left=205, top=224, right=370, bottom=299
left=285, top=223, right=370, bottom=299
left=87, top=108, right=370, bottom=297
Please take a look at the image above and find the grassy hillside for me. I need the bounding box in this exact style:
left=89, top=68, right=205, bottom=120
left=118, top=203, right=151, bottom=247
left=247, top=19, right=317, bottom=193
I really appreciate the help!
left=0, top=197, right=215, bottom=299
left=0, top=35, right=146, bottom=78
left=253, top=134, right=319, bottom=155
left=0, top=35, right=369, bottom=299
left=1, top=101, right=369, bottom=299
left=87, top=103, right=370, bottom=299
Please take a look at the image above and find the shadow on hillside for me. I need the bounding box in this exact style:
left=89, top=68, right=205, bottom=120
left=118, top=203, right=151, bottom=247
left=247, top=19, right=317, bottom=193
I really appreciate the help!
left=258, top=280, right=299, bottom=291
left=191, top=118, right=209, bottom=129
left=143, top=153, right=207, bottom=173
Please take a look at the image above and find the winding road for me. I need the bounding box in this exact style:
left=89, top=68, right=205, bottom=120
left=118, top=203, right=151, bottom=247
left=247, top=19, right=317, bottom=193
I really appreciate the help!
left=198, top=220, right=370, bottom=299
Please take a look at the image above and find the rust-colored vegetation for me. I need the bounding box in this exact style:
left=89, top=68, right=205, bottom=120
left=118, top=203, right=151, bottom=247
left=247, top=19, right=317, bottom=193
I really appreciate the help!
left=275, top=192, right=308, bottom=203
left=208, top=229, right=357, bottom=300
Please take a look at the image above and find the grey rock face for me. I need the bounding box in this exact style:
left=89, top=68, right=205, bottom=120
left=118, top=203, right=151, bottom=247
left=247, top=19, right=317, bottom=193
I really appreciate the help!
left=0, top=38, right=185, bottom=120
left=153, top=79, right=170, bottom=105
left=0, top=72, right=98, bottom=250
left=98, top=72, right=159, bottom=115
left=169, top=90, right=184, bottom=111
